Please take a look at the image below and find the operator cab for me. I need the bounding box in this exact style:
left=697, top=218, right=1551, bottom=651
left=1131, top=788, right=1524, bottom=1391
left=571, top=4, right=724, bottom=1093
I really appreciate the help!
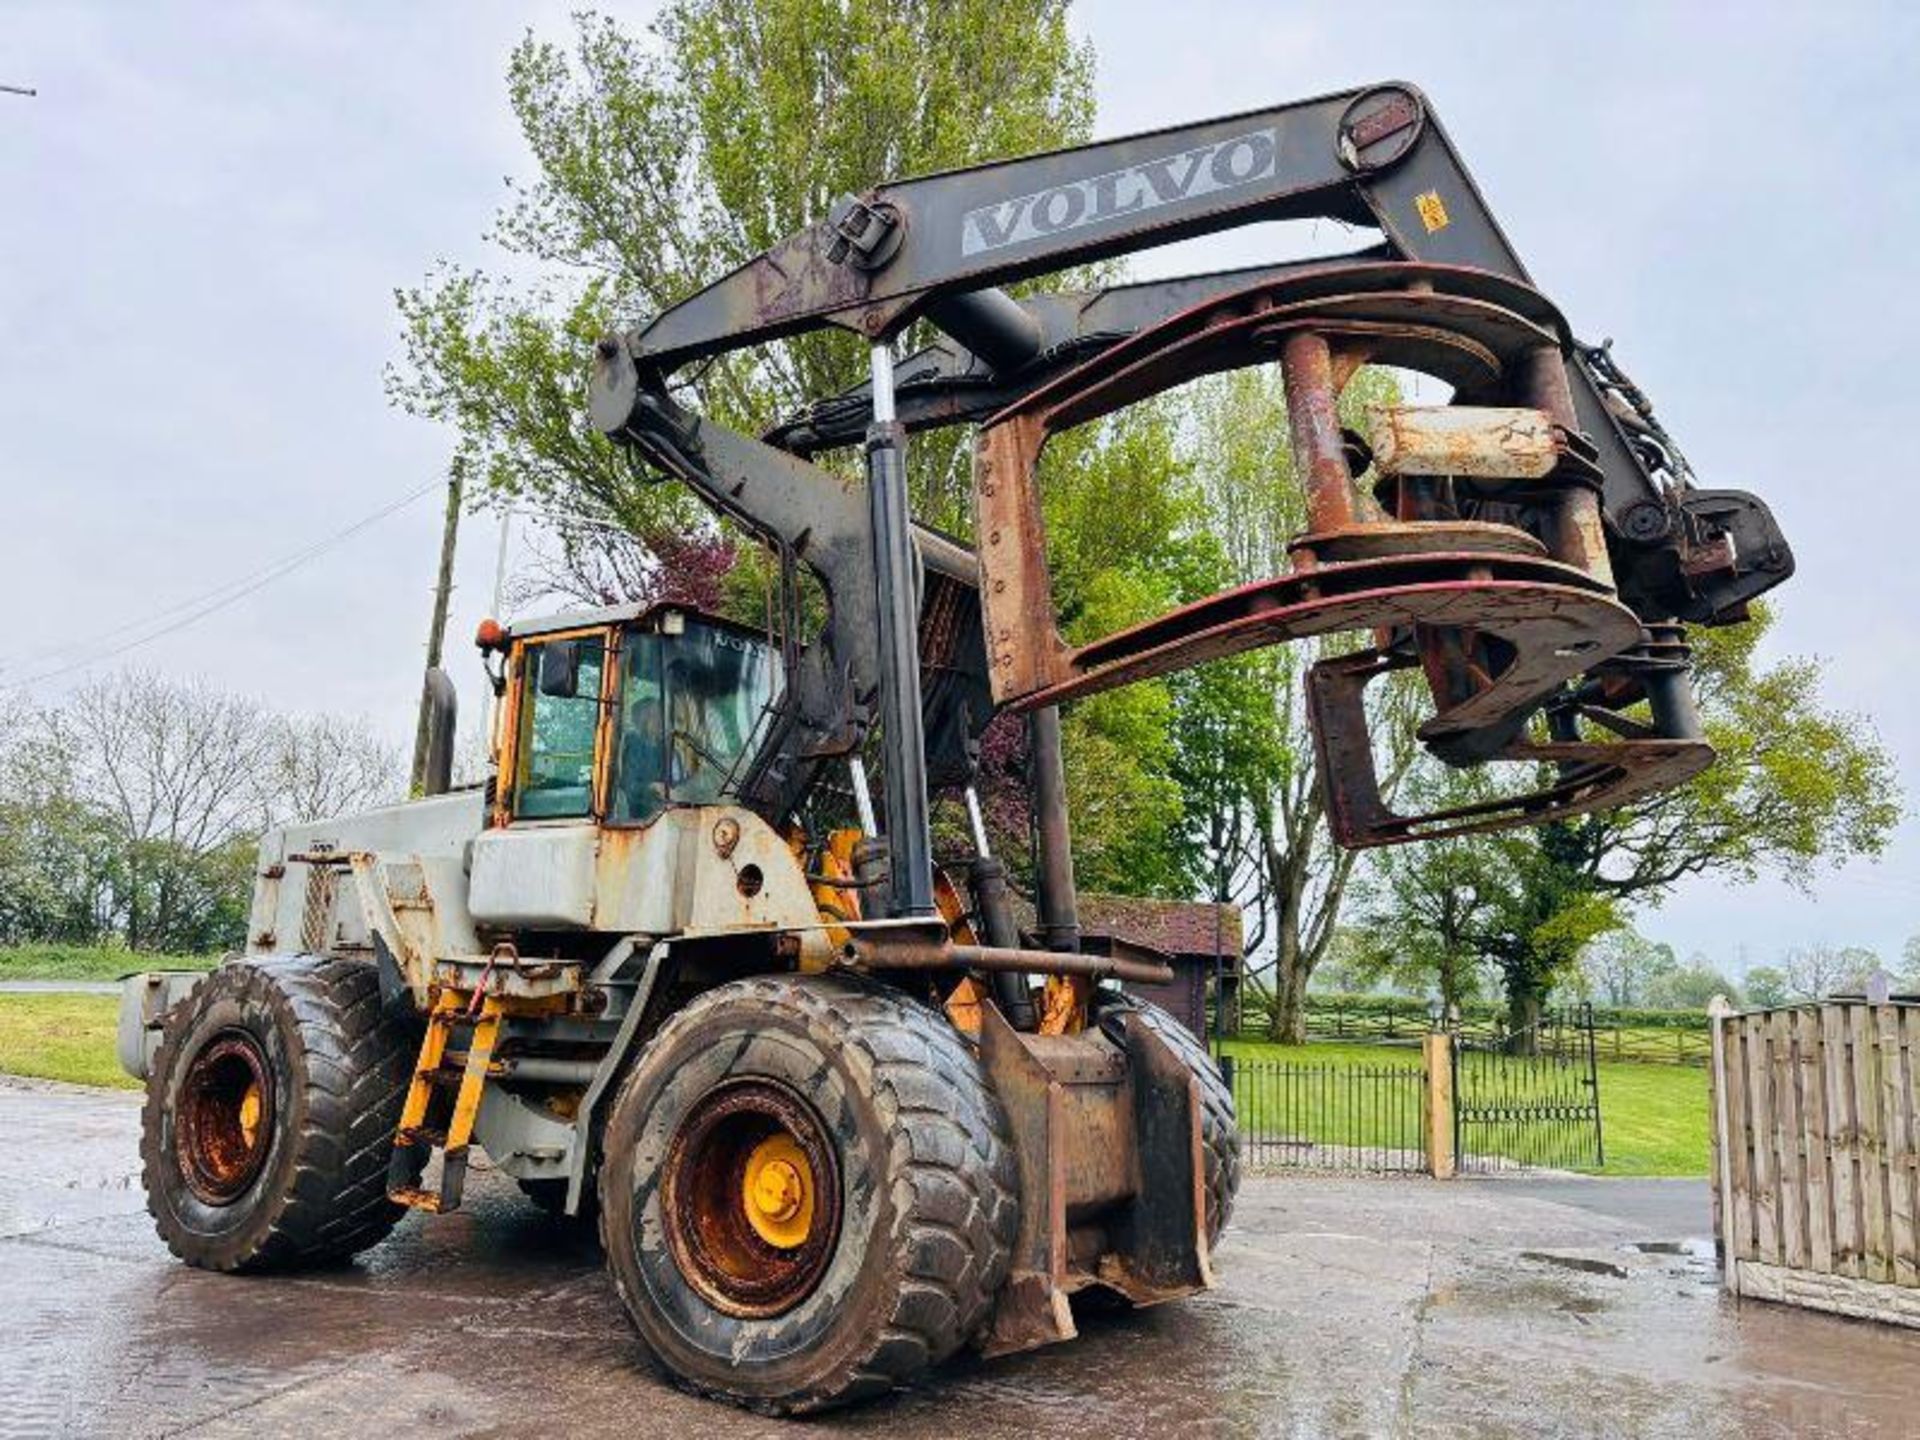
left=485, top=603, right=782, bottom=828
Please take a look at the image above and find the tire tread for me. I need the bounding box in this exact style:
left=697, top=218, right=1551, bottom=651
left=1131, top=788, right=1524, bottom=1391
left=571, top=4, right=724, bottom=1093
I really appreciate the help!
left=142, top=955, right=411, bottom=1272
left=599, top=974, right=1017, bottom=1413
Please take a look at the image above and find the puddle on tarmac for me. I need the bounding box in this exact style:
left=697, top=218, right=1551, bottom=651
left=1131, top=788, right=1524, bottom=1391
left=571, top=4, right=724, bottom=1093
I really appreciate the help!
left=1521, top=1250, right=1630, bottom=1279
left=1627, top=1237, right=1718, bottom=1260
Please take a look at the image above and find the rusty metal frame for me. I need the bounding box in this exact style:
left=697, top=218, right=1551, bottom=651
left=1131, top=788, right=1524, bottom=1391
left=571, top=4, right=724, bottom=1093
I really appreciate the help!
left=969, top=262, right=1714, bottom=844
left=1306, top=648, right=1712, bottom=845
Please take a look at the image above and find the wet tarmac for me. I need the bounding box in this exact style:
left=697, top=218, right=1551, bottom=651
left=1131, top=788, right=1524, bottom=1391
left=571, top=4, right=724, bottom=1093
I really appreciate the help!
left=3, top=1076, right=1917, bottom=1438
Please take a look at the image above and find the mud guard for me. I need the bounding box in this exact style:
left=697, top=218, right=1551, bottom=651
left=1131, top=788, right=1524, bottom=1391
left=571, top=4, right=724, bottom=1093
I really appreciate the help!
left=976, top=1004, right=1212, bottom=1357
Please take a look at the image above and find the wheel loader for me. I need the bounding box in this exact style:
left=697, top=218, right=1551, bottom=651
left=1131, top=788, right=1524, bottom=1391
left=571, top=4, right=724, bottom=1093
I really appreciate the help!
left=121, top=83, right=1791, bottom=1412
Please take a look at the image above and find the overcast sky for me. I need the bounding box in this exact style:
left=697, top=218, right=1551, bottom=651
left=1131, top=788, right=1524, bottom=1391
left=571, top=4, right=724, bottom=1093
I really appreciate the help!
left=3, top=2, right=1915, bottom=972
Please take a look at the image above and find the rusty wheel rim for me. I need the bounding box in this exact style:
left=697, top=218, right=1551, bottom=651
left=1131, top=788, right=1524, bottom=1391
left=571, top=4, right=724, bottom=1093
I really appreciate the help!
left=175, top=1031, right=274, bottom=1205
left=660, top=1079, right=841, bottom=1318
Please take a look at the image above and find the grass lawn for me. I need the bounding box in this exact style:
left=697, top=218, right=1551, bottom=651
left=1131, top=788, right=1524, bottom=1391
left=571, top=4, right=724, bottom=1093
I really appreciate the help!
left=1591, top=1057, right=1709, bottom=1177
left=0, top=993, right=137, bottom=1089
left=1220, top=1035, right=1708, bottom=1177
left=0, top=944, right=216, bottom=983
left=1306, top=1010, right=1711, bottom=1066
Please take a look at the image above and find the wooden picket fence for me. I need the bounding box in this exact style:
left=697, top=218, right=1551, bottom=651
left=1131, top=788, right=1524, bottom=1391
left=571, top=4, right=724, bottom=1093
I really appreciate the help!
left=1709, top=999, right=1920, bottom=1325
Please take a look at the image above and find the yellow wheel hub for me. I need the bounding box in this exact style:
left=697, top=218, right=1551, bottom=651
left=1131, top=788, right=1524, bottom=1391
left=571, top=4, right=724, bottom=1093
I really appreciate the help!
left=741, top=1133, right=813, bottom=1248
left=238, top=1082, right=263, bottom=1148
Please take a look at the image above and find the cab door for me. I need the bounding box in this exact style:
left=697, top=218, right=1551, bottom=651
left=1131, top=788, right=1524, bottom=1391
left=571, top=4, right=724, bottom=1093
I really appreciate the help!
left=468, top=629, right=616, bottom=929
left=507, top=633, right=612, bottom=821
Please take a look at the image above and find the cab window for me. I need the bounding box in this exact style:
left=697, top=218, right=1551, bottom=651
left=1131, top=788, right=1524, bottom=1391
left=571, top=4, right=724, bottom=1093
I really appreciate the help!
left=610, top=621, right=780, bottom=824
left=513, top=636, right=606, bottom=819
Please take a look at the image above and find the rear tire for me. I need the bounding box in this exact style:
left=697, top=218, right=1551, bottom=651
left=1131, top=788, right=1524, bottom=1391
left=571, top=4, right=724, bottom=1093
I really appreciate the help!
left=141, top=956, right=412, bottom=1272
left=598, top=974, right=1017, bottom=1414
left=1095, top=990, right=1241, bottom=1246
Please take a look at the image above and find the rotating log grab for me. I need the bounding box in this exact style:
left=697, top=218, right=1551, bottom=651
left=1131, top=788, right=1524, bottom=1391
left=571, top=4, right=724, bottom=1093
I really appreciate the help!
left=971, top=262, right=1715, bottom=844
left=592, top=81, right=1792, bottom=859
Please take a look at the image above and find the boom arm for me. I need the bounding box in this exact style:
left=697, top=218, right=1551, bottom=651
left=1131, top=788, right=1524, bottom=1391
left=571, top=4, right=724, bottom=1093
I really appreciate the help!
left=591, top=376, right=989, bottom=822
left=598, top=82, right=1788, bottom=628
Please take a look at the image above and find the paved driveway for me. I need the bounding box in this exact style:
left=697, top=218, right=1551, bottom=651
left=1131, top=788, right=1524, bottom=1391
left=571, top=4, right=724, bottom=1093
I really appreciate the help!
left=2, top=1077, right=1916, bottom=1438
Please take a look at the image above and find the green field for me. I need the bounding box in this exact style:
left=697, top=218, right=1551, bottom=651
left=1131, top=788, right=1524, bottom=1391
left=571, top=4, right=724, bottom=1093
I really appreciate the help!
left=0, top=944, right=216, bottom=983
left=0, top=993, right=137, bottom=1089
left=1221, top=1036, right=1708, bottom=1177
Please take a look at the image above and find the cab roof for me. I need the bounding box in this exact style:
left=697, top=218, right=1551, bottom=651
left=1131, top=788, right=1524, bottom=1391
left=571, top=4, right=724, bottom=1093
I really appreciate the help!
left=497, top=600, right=766, bottom=645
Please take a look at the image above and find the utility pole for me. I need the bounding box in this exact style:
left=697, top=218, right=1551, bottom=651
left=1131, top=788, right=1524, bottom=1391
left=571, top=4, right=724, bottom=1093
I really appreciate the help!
left=410, top=460, right=463, bottom=794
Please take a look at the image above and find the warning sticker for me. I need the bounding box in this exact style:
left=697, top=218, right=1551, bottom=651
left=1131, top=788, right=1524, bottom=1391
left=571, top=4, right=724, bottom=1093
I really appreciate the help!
left=1414, top=190, right=1450, bottom=234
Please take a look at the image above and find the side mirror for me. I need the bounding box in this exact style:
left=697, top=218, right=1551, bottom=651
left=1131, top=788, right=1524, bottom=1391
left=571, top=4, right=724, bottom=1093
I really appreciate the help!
left=537, top=641, right=580, bottom=699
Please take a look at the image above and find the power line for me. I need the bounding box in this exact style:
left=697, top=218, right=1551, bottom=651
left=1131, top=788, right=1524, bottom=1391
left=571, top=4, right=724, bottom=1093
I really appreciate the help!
left=6, top=478, right=444, bottom=671
left=1, top=479, right=442, bottom=692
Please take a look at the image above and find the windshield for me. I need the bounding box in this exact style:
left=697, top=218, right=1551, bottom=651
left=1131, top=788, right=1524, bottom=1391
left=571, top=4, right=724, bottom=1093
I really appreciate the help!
left=610, top=620, right=781, bottom=823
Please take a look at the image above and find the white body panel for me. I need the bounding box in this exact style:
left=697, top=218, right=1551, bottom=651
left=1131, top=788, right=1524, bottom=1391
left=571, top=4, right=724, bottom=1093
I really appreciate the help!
left=468, top=825, right=599, bottom=929
left=248, top=788, right=486, bottom=957
left=247, top=788, right=823, bottom=964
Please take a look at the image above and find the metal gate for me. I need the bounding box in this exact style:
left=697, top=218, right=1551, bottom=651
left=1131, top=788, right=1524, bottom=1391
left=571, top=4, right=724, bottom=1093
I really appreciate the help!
left=1452, top=1006, right=1604, bottom=1173
left=1226, top=1054, right=1430, bottom=1173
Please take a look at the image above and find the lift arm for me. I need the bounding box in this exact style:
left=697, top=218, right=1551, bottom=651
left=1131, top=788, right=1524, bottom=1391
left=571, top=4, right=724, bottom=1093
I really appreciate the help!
left=588, top=377, right=990, bottom=825
left=598, top=81, right=1788, bottom=628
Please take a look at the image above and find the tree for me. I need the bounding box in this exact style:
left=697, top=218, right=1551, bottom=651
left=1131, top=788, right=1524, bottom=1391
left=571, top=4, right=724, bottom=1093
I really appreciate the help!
left=0, top=705, right=120, bottom=946
left=51, top=673, right=274, bottom=952
left=1171, top=364, right=1415, bottom=1043
left=1352, top=814, right=1504, bottom=1017
left=1368, top=600, right=1899, bottom=1039
left=1743, top=965, right=1790, bottom=1008
left=0, top=673, right=403, bottom=954
left=1579, top=929, right=1678, bottom=1008
left=1568, top=609, right=1900, bottom=894
left=1462, top=820, right=1626, bottom=1040
left=1039, top=402, right=1210, bottom=894
left=1642, top=953, right=1741, bottom=1010
left=1308, top=926, right=1391, bottom=995
left=1781, top=943, right=1880, bottom=1000
left=391, top=3, right=1093, bottom=541
left=262, top=713, right=404, bottom=829
left=1839, top=946, right=1886, bottom=989
left=391, top=6, right=1209, bottom=890
left=511, top=518, right=741, bottom=614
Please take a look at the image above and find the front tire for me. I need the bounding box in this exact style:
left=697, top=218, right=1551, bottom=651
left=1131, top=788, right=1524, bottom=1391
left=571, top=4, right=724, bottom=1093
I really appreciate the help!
left=598, top=975, right=1017, bottom=1414
left=141, top=956, right=412, bottom=1272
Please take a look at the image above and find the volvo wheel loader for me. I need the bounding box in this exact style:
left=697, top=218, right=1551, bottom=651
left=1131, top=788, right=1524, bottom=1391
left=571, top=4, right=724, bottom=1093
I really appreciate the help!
left=122, top=84, right=1791, bottom=1412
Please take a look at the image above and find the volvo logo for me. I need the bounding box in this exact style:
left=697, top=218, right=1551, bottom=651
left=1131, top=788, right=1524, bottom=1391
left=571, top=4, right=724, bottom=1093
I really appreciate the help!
left=961, top=128, right=1280, bottom=256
